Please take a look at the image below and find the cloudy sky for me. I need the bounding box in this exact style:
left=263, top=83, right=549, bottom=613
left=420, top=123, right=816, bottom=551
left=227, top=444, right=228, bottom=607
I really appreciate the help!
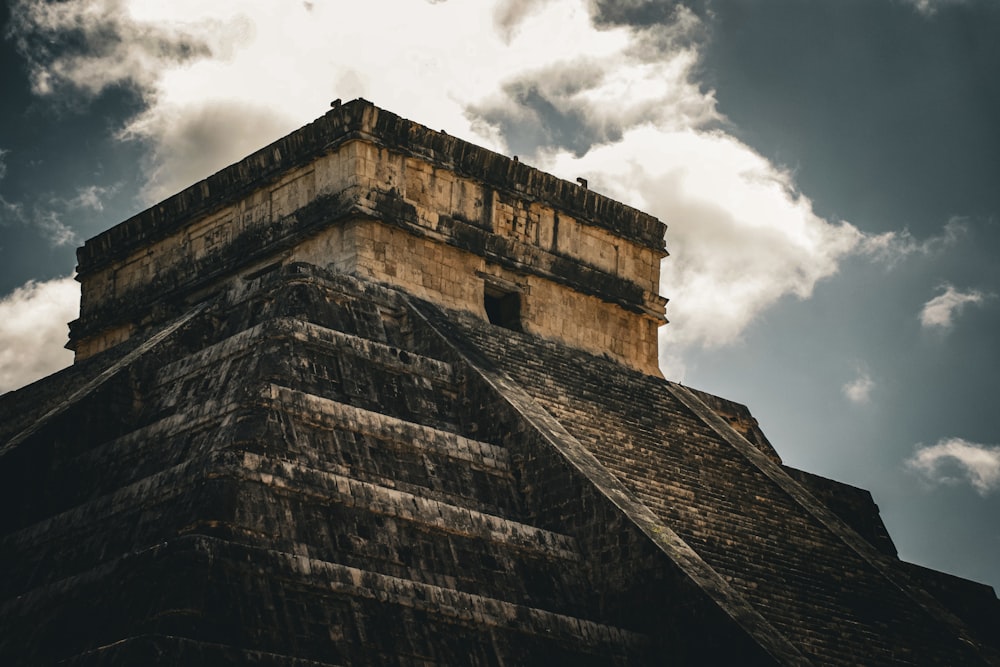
left=2, top=0, right=998, bottom=592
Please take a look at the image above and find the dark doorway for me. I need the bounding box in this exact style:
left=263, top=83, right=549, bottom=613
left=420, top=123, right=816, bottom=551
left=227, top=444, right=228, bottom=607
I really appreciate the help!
left=484, top=287, right=522, bottom=332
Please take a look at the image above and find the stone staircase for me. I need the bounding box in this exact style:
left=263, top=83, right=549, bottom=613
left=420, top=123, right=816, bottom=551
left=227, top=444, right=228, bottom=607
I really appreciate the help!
left=433, top=301, right=996, bottom=666
left=17, top=261, right=989, bottom=664
left=0, top=265, right=653, bottom=665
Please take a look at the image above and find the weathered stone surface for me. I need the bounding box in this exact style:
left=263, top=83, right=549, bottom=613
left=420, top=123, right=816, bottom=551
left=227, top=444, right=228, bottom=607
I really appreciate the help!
left=2, top=102, right=999, bottom=665
left=419, top=295, right=1000, bottom=665
left=70, top=100, right=665, bottom=374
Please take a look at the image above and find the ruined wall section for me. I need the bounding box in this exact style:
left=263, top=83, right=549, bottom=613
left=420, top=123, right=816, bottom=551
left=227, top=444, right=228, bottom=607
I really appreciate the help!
left=72, top=100, right=667, bottom=374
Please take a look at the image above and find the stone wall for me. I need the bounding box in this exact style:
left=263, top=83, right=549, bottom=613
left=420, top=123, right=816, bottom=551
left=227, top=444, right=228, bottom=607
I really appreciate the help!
left=294, top=220, right=662, bottom=374
left=71, top=100, right=667, bottom=374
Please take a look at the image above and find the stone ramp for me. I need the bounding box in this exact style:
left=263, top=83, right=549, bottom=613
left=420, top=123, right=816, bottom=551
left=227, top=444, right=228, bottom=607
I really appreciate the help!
left=5, top=536, right=649, bottom=666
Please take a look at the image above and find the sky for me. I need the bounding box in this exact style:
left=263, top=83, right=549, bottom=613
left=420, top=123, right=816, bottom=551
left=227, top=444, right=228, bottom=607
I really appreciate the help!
left=1, top=0, right=998, bottom=593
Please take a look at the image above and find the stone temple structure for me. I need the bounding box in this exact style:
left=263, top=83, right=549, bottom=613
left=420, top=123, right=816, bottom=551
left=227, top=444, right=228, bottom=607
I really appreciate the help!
left=1, top=99, right=998, bottom=665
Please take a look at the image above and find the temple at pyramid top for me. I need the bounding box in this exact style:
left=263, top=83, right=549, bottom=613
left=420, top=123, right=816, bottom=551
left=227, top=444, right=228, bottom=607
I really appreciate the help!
left=70, top=98, right=668, bottom=374
left=5, top=99, right=1000, bottom=665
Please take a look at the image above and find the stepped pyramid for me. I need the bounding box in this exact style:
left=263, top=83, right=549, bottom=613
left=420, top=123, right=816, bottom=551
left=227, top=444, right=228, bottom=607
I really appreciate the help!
left=2, top=99, right=998, bottom=665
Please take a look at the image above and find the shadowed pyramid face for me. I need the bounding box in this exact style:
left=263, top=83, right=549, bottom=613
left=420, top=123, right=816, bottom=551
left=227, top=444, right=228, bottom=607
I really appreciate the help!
left=69, top=99, right=667, bottom=375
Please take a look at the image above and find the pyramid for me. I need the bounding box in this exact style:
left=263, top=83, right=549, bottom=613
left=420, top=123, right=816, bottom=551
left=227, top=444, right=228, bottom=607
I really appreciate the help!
left=1, top=99, right=998, bottom=665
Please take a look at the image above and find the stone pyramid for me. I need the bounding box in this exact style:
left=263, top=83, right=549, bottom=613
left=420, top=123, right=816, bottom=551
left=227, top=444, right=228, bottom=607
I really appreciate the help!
left=1, top=99, right=997, bottom=665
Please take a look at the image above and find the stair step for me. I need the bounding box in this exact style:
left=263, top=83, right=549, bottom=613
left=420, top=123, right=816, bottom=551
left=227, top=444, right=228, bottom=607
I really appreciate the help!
left=2, top=448, right=574, bottom=601
left=5, top=404, right=233, bottom=534
left=264, top=385, right=508, bottom=473
left=54, top=384, right=510, bottom=518
left=271, top=547, right=648, bottom=653
left=152, top=318, right=466, bottom=433
left=1, top=535, right=648, bottom=665
left=156, top=318, right=454, bottom=391
left=1, top=455, right=226, bottom=598
left=239, top=451, right=579, bottom=562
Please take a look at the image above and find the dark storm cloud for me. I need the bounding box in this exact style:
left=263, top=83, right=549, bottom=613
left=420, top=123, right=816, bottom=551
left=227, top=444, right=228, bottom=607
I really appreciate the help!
left=473, top=2, right=715, bottom=158
left=493, top=0, right=552, bottom=40
left=589, top=0, right=710, bottom=29
left=5, top=0, right=218, bottom=96
left=131, top=100, right=292, bottom=203
left=468, top=62, right=618, bottom=157
left=0, top=2, right=153, bottom=293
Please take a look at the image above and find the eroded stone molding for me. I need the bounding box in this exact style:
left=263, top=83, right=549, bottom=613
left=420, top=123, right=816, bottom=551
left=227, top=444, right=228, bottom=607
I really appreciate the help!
left=71, top=99, right=667, bottom=375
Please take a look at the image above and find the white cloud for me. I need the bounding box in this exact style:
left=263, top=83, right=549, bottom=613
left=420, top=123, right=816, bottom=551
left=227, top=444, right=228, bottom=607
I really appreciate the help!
left=121, top=100, right=294, bottom=203
left=842, top=368, right=874, bottom=404
left=0, top=149, right=94, bottom=245
left=7, top=0, right=230, bottom=96
left=541, top=127, right=864, bottom=355
left=0, top=196, right=78, bottom=247
left=68, top=184, right=116, bottom=212
left=920, top=284, right=988, bottom=330
left=3, top=184, right=118, bottom=245
left=858, top=218, right=965, bottom=268
left=1, top=145, right=89, bottom=245
left=0, top=276, right=79, bottom=394
left=0, top=194, right=22, bottom=219
left=907, top=438, right=1000, bottom=496
left=10, top=0, right=721, bottom=205
left=904, top=0, right=970, bottom=17
left=9, top=0, right=953, bottom=381
left=494, top=0, right=554, bottom=41
left=34, top=211, right=79, bottom=246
